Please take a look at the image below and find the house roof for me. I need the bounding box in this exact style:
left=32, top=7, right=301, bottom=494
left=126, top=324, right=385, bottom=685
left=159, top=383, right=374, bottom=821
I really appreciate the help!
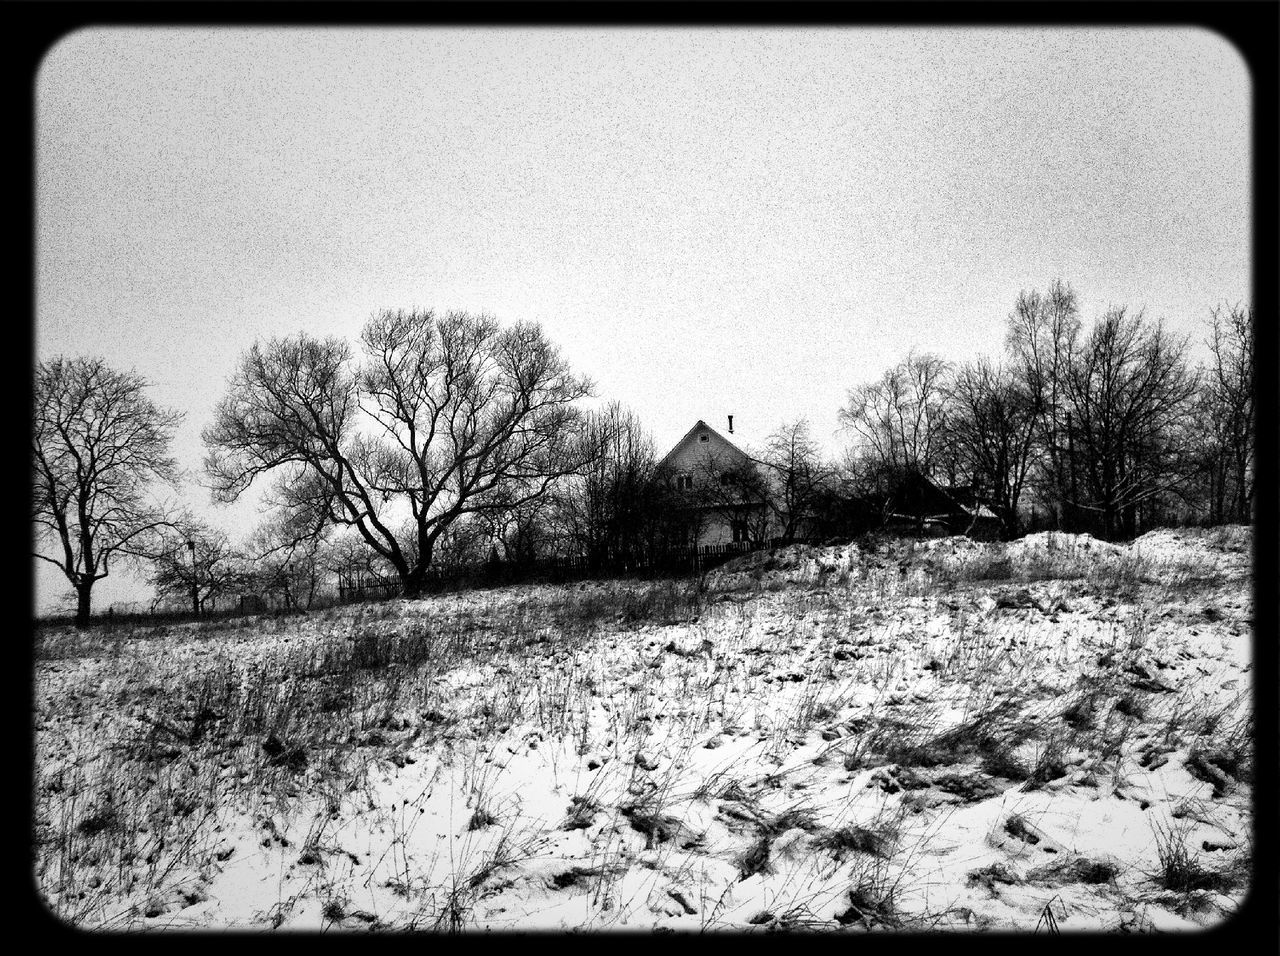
left=938, top=483, right=1000, bottom=521
left=657, top=419, right=750, bottom=471
left=882, top=471, right=970, bottom=517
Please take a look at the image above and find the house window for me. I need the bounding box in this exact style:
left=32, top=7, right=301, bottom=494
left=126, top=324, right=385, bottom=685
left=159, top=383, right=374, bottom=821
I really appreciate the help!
left=719, top=473, right=733, bottom=486
left=699, top=434, right=709, bottom=443
left=731, top=516, right=748, bottom=542
left=677, top=474, right=693, bottom=490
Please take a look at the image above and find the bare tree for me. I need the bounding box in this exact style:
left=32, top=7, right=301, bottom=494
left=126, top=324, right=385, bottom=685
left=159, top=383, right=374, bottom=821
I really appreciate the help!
left=321, top=528, right=398, bottom=597
left=149, top=522, right=252, bottom=615
left=838, top=351, right=953, bottom=486
left=838, top=351, right=954, bottom=536
left=245, top=517, right=328, bottom=610
left=945, top=359, right=1039, bottom=538
left=255, top=549, right=322, bottom=611
left=1201, top=303, right=1255, bottom=523
left=690, top=456, right=772, bottom=547
left=805, top=453, right=880, bottom=541
left=1005, top=279, right=1082, bottom=528
left=1060, top=307, right=1199, bottom=539
left=553, top=402, right=669, bottom=568
left=203, top=309, right=593, bottom=596
left=33, top=357, right=182, bottom=627
left=757, top=419, right=832, bottom=541
left=481, top=496, right=560, bottom=567
left=429, top=512, right=490, bottom=568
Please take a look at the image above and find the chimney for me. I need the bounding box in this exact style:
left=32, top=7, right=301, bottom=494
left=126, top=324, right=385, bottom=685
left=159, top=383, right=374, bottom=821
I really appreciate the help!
left=727, top=415, right=734, bottom=434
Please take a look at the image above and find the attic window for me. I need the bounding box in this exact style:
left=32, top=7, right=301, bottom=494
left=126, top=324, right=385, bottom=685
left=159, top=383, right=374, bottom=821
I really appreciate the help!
left=677, top=474, right=693, bottom=490
left=699, top=434, right=709, bottom=443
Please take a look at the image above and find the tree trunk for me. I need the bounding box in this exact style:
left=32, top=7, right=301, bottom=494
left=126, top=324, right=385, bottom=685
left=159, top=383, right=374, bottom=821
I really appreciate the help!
left=1122, top=503, right=1137, bottom=540
left=1066, top=413, right=1077, bottom=534
left=402, top=559, right=433, bottom=597
left=1210, top=459, right=1222, bottom=525
left=74, top=580, right=94, bottom=630
left=1232, top=449, right=1249, bottom=523
left=1001, top=503, right=1020, bottom=541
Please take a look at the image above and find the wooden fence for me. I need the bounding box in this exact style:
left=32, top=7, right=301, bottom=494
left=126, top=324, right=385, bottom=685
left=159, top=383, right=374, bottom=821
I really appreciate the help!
left=39, top=538, right=786, bottom=629
left=337, top=539, right=776, bottom=600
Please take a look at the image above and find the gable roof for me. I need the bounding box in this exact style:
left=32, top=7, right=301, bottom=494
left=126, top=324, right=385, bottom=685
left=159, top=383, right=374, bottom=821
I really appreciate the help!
left=657, top=419, right=751, bottom=471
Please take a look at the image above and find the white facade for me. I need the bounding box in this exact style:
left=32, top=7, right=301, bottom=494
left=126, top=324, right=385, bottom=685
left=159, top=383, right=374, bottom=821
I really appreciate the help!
left=657, top=420, right=766, bottom=548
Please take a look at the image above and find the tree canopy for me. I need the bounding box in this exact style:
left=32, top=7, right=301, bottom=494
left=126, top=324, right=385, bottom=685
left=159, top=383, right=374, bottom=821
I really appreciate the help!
left=203, top=309, right=594, bottom=595
left=33, top=357, right=182, bottom=626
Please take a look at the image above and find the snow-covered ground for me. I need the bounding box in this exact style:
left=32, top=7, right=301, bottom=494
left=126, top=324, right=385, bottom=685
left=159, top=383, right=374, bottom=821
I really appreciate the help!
left=33, top=526, right=1253, bottom=932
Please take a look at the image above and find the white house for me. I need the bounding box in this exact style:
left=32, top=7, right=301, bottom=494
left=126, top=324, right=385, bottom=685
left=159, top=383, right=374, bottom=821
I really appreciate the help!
left=656, top=418, right=769, bottom=548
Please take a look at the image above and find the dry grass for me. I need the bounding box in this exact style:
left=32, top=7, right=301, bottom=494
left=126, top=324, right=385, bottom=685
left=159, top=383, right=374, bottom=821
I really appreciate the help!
left=33, top=528, right=1252, bottom=931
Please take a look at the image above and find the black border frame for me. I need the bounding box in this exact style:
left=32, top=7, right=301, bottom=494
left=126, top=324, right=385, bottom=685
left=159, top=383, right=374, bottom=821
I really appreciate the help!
left=14, top=3, right=1276, bottom=948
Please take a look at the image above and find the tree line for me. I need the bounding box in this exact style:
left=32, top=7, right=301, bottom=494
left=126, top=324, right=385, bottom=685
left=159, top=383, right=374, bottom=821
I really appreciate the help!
left=840, top=282, right=1253, bottom=540
left=33, top=285, right=1254, bottom=627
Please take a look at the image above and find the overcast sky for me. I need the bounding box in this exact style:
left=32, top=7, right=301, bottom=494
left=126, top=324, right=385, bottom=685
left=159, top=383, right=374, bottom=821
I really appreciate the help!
left=34, top=26, right=1251, bottom=614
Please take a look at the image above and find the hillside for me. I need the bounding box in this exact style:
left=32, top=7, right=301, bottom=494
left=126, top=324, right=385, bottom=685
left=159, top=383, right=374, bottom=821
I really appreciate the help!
left=33, top=526, right=1253, bottom=932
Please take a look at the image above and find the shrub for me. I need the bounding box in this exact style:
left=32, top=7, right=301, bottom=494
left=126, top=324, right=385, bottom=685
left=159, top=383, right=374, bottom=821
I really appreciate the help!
left=815, top=825, right=892, bottom=860
left=1151, top=819, right=1232, bottom=893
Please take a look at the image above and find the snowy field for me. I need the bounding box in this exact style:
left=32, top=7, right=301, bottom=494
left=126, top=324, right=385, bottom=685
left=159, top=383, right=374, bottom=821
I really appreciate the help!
left=33, top=526, right=1253, bottom=932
